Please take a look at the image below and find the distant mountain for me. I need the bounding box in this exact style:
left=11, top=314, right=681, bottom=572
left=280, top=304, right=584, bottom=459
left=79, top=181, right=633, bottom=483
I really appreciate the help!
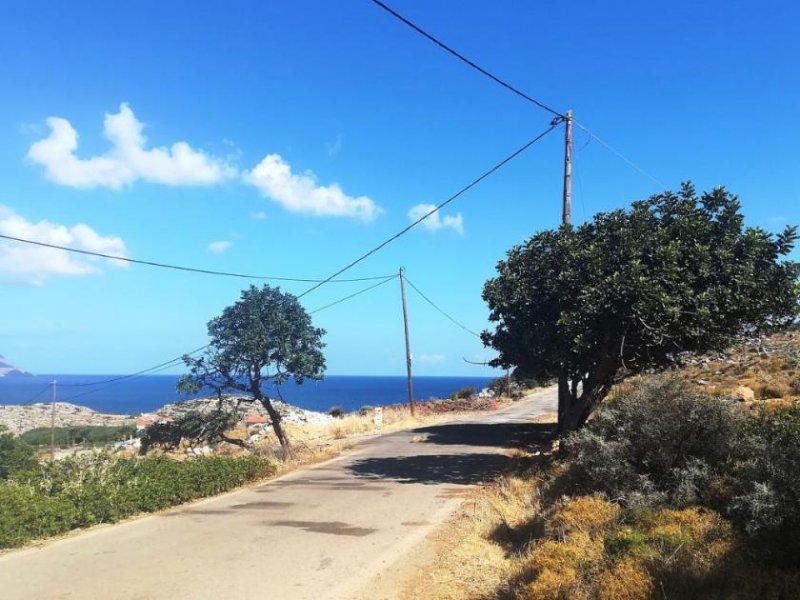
left=0, top=355, right=32, bottom=377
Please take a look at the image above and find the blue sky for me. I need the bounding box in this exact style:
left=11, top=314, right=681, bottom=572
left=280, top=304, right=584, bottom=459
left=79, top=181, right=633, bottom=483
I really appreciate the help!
left=1, top=0, right=798, bottom=376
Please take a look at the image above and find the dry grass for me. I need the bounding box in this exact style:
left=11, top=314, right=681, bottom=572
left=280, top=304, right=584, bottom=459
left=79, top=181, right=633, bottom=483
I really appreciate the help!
left=403, top=436, right=800, bottom=600
left=677, top=329, right=800, bottom=405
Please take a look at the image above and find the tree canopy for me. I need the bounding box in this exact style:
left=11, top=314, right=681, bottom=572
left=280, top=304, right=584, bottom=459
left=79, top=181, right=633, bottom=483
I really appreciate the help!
left=482, top=183, right=799, bottom=433
left=178, top=284, right=326, bottom=447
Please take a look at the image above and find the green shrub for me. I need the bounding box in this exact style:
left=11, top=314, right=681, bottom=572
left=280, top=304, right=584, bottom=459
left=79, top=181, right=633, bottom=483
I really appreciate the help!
left=564, top=377, right=742, bottom=508
left=139, top=410, right=240, bottom=455
left=729, top=406, right=800, bottom=566
left=0, top=454, right=275, bottom=548
left=0, top=427, right=38, bottom=479
left=450, top=386, right=476, bottom=401
left=329, top=405, right=344, bottom=418
left=21, top=425, right=137, bottom=448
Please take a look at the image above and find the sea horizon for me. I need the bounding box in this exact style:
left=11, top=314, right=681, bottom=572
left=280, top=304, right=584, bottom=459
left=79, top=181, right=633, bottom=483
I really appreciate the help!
left=0, top=374, right=497, bottom=416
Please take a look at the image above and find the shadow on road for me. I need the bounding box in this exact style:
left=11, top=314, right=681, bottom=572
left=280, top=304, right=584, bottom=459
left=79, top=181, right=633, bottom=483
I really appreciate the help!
left=412, top=422, right=555, bottom=448
left=349, top=452, right=513, bottom=485
left=348, top=422, right=555, bottom=485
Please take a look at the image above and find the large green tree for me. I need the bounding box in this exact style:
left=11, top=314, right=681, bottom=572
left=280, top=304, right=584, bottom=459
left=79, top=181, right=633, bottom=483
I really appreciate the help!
left=179, top=285, right=326, bottom=447
left=482, top=184, right=799, bottom=434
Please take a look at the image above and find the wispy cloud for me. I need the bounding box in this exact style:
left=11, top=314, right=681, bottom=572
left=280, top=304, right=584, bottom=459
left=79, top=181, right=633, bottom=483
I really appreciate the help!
left=249, top=210, right=268, bottom=220
left=407, top=203, right=464, bottom=234
left=0, top=205, right=128, bottom=285
left=245, top=154, right=381, bottom=221
left=28, top=103, right=237, bottom=189
left=326, top=133, right=343, bottom=157
left=207, top=240, right=232, bottom=254
left=417, top=353, right=447, bottom=364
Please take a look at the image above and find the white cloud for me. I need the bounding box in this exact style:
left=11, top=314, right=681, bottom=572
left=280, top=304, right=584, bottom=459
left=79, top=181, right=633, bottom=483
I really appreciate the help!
left=407, top=203, right=464, bottom=234
left=207, top=240, right=232, bottom=254
left=0, top=206, right=128, bottom=285
left=27, top=103, right=236, bottom=189
left=245, top=154, right=381, bottom=221
left=249, top=210, right=268, bottom=220
left=417, top=353, right=447, bottom=364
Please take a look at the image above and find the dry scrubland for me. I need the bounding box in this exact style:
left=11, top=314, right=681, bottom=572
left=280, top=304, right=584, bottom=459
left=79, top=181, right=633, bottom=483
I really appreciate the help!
left=404, top=333, right=800, bottom=600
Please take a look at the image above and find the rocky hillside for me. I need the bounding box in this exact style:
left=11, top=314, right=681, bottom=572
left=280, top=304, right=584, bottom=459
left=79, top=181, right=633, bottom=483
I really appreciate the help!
left=677, top=328, right=800, bottom=406
left=0, top=355, right=31, bottom=377
left=157, top=395, right=332, bottom=425
left=0, top=402, right=134, bottom=434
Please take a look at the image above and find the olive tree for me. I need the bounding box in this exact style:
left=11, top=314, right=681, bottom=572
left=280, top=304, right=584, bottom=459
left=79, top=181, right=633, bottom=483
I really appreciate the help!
left=482, top=183, right=799, bottom=434
left=179, top=284, right=326, bottom=447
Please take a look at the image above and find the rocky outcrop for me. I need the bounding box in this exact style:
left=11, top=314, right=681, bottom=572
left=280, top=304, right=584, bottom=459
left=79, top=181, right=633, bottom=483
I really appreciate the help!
left=0, top=402, right=134, bottom=434
left=157, top=395, right=332, bottom=425
left=0, top=355, right=32, bottom=377
left=0, top=394, right=331, bottom=436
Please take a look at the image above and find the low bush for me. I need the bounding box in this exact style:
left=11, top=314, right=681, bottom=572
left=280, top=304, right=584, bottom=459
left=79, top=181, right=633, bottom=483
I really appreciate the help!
left=729, top=406, right=800, bottom=566
left=328, top=405, right=344, bottom=418
left=0, top=427, right=38, bottom=479
left=564, top=376, right=742, bottom=508
left=0, top=453, right=275, bottom=548
left=21, top=425, right=137, bottom=448
left=450, top=386, right=477, bottom=400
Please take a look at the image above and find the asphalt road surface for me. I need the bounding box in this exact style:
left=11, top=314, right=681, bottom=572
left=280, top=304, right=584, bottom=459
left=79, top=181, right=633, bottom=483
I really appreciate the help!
left=0, top=387, right=556, bottom=600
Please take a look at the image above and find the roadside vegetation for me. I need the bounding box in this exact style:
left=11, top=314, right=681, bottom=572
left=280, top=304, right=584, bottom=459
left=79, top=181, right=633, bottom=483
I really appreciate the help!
left=0, top=451, right=274, bottom=549
left=407, top=365, right=800, bottom=599
left=0, top=391, right=512, bottom=550
left=405, top=187, right=800, bottom=599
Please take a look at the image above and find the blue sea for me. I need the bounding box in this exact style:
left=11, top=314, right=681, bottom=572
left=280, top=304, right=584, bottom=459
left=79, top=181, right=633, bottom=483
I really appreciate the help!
left=0, top=375, right=494, bottom=416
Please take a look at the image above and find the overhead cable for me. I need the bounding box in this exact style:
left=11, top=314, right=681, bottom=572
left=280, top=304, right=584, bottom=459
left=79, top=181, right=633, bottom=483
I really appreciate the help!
left=404, top=277, right=481, bottom=338
left=368, top=0, right=564, bottom=119
left=310, top=274, right=398, bottom=314
left=573, top=121, right=667, bottom=189
left=297, top=123, right=560, bottom=299
left=0, top=234, right=393, bottom=283
left=59, top=358, right=196, bottom=403
left=21, top=383, right=52, bottom=405
left=59, top=345, right=210, bottom=388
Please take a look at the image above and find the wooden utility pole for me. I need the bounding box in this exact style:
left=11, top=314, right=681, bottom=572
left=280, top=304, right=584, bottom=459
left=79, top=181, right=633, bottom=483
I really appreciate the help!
left=557, top=110, right=574, bottom=434
left=50, top=379, right=57, bottom=461
left=562, top=109, right=573, bottom=225
left=399, top=268, right=416, bottom=416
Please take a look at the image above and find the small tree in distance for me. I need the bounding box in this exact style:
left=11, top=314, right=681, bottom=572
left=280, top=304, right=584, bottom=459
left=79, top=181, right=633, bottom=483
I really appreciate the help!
left=482, top=183, right=799, bottom=435
left=178, top=284, right=326, bottom=448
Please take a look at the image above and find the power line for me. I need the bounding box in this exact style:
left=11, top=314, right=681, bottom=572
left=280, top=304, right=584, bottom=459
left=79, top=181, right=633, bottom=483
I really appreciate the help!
left=21, top=383, right=52, bottom=405
left=58, top=277, right=399, bottom=401
left=404, top=276, right=481, bottom=338
left=297, top=123, right=560, bottom=299
left=309, top=274, right=398, bottom=314
left=59, top=345, right=210, bottom=388
left=60, top=358, right=194, bottom=404
left=573, top=120, right=667, bottom=189
left=368, top=0, right=564, bottom=119
left=0, top=234, right=394, bottom=283
left=368, top=1, right=667, bottom=193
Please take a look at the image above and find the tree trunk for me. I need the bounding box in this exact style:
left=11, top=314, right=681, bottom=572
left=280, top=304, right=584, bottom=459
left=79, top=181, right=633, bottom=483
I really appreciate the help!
left=259, top=397, right=290, bottom=448
left=557, top=374, right=598, bottom=436
left=557, top=369, right=571, bottom=435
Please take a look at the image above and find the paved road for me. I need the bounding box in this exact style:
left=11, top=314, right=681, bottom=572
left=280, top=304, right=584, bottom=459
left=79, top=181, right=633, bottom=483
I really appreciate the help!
left=0, top=388, right=556, bottom=600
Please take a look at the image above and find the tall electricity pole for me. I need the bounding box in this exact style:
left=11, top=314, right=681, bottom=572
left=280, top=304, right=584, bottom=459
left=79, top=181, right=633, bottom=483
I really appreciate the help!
left=50, top=379, right=57, bottom=461
left=557, top=111, right=574, bottom=433
left=399, top=267, right=416, bottom=416
left=562, top=109, right=573, bottom=226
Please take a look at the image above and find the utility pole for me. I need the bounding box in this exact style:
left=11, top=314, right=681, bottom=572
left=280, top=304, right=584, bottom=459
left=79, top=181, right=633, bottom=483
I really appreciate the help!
left=562, top=109, right=573, bottom=226
left=558, top=110, right=574, bottom=434
left=399, top=267, right=416, bottom=416
left=50, top=379, right=57, bottom=461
